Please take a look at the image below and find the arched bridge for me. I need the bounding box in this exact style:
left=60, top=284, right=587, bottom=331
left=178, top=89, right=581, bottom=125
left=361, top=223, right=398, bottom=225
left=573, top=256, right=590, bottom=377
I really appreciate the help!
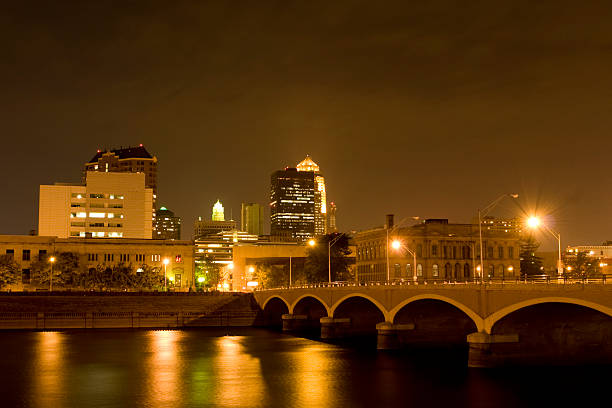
left=253, top=283, right=612, bottom=367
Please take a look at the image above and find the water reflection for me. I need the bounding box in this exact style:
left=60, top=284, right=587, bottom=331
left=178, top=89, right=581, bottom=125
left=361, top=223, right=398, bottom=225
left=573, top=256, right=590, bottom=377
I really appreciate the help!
left=145, top=330, right=185, bottom=407
left=291, top=345, right=334, bottom=407
left=33, top=332, right=65, bottom=408
left=213, top=336, right=265, bottom=407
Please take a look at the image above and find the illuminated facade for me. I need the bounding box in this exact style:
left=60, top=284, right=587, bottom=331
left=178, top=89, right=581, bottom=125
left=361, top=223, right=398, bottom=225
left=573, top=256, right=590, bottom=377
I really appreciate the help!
left=270, top=167, right=315, bottom=242
left=154, top=206, right=181, bottom=240
left=354, top=217, right=520, bottom=282
left=38, top=172, right=153, bottom=239
left=241, top=203, right=264, bottom=236
left=212, top=200, right=225, bottom=221
left=0, top=234, right=194, bottom=291
left=296, top=156, right=327, bottom=236
left=84, top=145, right=158, bottom=234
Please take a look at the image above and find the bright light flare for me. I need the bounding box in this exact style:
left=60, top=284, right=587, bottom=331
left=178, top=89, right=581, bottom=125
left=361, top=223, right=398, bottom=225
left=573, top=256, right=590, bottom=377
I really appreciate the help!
left=391, top=240, right=401, bottom=250
left=308, top=239, right=316, bottom=247
left=163, top=258, right=170, bottom=265
left=526, top=216, right=540, bottom=229
left=49, top=256, right=56, bottom=263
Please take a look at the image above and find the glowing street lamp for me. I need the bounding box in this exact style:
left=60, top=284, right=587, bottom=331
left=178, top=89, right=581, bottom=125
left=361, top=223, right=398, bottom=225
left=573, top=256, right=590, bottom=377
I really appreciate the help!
left=391, top=239, right=417, bottom=282
left=526, top=215, right=563, bottom=276
left=49, top=256, right=56, bottom=292
left=163, top=258, right=170, bottom=291
left=308, top=239, right=316, bottom=247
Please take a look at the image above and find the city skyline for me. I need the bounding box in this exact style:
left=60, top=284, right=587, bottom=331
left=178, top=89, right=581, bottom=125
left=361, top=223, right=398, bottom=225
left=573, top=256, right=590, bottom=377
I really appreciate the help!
left=2, top=1, right=612, bottom=250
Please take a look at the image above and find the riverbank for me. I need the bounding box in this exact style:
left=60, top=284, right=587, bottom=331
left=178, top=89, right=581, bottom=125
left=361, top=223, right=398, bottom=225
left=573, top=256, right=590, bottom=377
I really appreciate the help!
left=0, top=292, right=260, bottom=329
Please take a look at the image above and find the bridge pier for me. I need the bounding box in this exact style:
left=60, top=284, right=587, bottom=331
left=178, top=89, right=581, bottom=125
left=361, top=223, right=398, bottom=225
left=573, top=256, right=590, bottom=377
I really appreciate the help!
left=376, top=322, right=416, bottom=350
left=281, top=314, right=308, bottom=332
left=467, top=332, right=519, bottom=367
left=320, top=317, right=351, bottom=339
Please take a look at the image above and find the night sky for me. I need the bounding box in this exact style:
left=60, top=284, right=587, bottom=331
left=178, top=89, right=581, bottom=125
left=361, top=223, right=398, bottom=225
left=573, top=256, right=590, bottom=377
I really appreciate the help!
left=2, top=1, right=612, bottom=249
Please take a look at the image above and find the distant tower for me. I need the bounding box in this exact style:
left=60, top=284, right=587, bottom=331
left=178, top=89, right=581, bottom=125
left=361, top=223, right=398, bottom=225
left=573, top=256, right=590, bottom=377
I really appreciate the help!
left=328, top=202, right=337, bottom=233
left=212, top=200, right=225, bottom=221
left=241, top=203, right=264, bottom=236
left=154, top=206, right=182, bottom=240
left=296, top=155, right=327, bottom=236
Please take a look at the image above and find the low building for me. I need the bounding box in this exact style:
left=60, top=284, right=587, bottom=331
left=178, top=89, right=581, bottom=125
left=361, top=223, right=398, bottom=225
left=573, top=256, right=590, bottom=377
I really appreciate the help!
left=354, top=216, right=520, bottom=282
left=39, top=172, right=153, bottom=239
left=565, top=245, right=612, bottom=275
left=0, top=235, right=194, bottom=291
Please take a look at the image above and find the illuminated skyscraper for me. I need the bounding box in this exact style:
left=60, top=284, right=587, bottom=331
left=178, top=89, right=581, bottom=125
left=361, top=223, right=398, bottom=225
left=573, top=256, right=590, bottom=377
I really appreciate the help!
left=296, top=155, right=327, bottom=236
left=154, top=206, right=181, bottom=240
left=212, top=200, right=225, bottom=221
left=270, top=167, right=315, bottom=242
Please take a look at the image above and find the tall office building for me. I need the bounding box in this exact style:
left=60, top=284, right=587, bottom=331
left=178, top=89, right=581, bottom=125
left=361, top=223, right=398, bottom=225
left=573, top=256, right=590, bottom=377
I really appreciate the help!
left=270, top=167, right=315, bottom=242
left=241, top=203, right=264, bottom=236
left=84, top=145, right=157, bottom=196
left=296, top=156, right=327, bottom=236
left=328, top=202, right=338, bottom=233
left=39, top=172, right=153, bottom=239
left=193, top=200, right=236, bottom=239
left=153, top=206, right=181, bottom=240
left=84, top=145, right=158, bottom=234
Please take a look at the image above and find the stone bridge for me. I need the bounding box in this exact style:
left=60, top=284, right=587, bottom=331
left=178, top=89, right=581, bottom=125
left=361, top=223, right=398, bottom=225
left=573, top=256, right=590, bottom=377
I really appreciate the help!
left=253, top=283, right=612, bottom=367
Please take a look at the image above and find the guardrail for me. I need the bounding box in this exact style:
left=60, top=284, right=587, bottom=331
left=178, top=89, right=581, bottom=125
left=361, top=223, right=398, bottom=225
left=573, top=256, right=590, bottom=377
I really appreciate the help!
left=0, top=310, right=259, bottom=330
left=256, top=275, right=612, bottom=291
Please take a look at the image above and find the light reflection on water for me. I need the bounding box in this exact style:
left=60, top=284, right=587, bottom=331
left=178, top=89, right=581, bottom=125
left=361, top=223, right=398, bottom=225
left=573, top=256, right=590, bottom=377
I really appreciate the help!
left=0, top=329, right=608, bottom=408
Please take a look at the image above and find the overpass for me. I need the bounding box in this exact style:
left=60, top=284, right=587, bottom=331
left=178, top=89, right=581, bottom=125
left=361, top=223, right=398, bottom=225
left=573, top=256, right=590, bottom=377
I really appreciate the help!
left=253, top=281, right=612, bottom=367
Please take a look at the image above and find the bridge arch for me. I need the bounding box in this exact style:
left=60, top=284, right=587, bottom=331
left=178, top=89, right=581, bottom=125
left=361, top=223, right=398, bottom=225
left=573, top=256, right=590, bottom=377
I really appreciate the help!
left=261, top=295, right=290, bottom=312
left=389, top=294, right=484, bottom=332
left=330, top=293, right=390, bottom=321
left=290, top=294, right=331, bottom=316
left=484, top=297, right=612, bottom=333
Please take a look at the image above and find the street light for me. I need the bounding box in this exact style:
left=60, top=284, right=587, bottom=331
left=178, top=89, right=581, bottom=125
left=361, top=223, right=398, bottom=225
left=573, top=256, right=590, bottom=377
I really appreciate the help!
left=385, top=216, right=421, bottom=283
left=526, top=215, right=563, bottom=276
left=163, top=258, right=170, bottom=291
left=328, top=233, right=345, bottom=284
left=391, top=239, right=417, bottom=282
left=478, top=194, right=519, bottom=283
left=49, top=256, right=56, bottom=292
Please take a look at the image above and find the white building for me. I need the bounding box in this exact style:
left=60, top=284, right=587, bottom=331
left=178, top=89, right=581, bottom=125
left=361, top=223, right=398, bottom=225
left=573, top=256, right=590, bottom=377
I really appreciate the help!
left=38, top=172, right=153, bottom=239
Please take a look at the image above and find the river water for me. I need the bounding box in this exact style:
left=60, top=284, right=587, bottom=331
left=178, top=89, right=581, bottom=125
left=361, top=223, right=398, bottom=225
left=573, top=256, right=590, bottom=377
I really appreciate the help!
left=0, top=329, right=607, bottom=408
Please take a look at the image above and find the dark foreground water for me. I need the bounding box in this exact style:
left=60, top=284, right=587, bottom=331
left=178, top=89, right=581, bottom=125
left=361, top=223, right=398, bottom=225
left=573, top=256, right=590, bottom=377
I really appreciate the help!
left=0, top=329, right=607, bottom=408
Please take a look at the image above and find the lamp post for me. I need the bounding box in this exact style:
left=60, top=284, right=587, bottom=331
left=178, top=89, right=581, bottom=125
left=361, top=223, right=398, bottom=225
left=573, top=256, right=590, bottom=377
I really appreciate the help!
left=163, top=258, right=170, bottom=291
left=478, top=194, right=519, bottom=283
left=527, top=216, right=563, bottom=277
left=328, top=233, right=345, bottom=284
left=385, top=216, right=420, bottom=283
left=49, top=256, right=56, bottom=292
left=392, top=240, right=417, bottom=282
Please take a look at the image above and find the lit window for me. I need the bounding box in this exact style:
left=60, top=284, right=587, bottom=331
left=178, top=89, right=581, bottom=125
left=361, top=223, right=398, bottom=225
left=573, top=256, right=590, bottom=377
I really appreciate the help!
left=89, top=212, right=106, bottom=218
left=77, top=212, right=87, bottom=218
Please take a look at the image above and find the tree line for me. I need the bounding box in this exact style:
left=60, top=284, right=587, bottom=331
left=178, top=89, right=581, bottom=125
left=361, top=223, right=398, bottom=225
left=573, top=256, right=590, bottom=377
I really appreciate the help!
left=0, top=252, right=168, bottom=291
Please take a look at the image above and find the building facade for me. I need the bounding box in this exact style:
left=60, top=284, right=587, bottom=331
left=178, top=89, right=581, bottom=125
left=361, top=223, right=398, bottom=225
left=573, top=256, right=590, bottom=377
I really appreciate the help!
left=270, top=167, right=315, bottom=242
left=153, top=206, right=181, bottom=240
left=241, top=203, right=264, bottom=236
left=0, top=235, right=194, bottom=291
left=39, top=172, right=153, bottom=239
left=296, top=156, right=327, bottom=236
left=84, top=145, right=158, bottom=196
left=354, top=217, right=520, bottom=282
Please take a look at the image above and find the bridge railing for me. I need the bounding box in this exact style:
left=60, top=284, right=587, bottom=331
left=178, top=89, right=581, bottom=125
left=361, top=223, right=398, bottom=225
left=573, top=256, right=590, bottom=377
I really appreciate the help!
left=255, top=274, right=612, bottom=291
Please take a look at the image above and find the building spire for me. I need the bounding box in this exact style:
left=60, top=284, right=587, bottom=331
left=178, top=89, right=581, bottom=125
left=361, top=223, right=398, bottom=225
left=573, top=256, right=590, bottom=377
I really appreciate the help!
left=212, top=200, right=225, bottom=221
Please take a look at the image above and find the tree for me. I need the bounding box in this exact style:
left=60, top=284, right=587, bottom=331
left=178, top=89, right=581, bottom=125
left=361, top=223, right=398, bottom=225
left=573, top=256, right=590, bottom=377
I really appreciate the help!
left=255, top=263, right=289, bottom=289
left=0, top=255, right=19, bottom=290
left=132, top=265, right=164, bottom=290
left=519, top=235, right=543, bottom=277
left=195, top=257, right=221, bottom=289
left=565, top=251, right=601, bottom=279
left=304, top=233, right=353, bottom=283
